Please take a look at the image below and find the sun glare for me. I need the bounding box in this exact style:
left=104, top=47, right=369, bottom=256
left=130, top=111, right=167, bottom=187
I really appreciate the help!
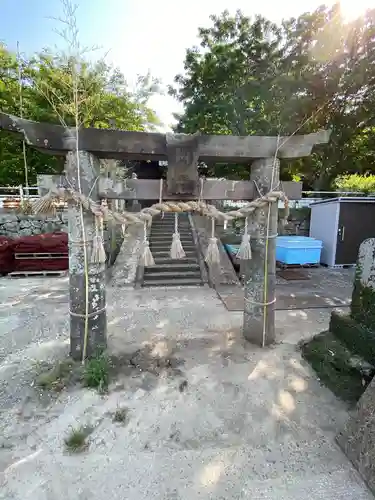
left=338, top=0, right=373, bottom=21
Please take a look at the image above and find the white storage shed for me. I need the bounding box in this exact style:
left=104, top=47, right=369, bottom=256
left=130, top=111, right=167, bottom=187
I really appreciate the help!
left=309, top=197, right=375, bottom=267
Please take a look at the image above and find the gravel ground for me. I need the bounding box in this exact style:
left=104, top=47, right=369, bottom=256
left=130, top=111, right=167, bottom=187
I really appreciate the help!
left=0, top=271, right=373, bottom=500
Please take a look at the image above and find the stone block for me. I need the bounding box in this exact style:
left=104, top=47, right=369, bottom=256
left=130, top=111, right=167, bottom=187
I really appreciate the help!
left=337, top=376, right=375, bottom=494
left=351, top=238, right=375, bottom=329
left=335, top=237, right=375, bottom=494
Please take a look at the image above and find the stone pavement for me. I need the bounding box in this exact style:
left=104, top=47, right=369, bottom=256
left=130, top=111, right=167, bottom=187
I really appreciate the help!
left=217, top=266, right=355, bottom=311
left=0, top=271, right=373, bottom=499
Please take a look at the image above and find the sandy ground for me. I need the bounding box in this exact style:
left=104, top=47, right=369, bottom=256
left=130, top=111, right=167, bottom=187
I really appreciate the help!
left=0, top=266, right=373, bottom=499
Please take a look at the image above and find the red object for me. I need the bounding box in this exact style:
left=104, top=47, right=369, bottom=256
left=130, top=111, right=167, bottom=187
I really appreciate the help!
left=11, top=232, right=69, bottom=273
left=0, top=236, right=15, bottom=274
left=13, top=258, right=68, bottom=272
left=13, top=232, right=68, bottom=253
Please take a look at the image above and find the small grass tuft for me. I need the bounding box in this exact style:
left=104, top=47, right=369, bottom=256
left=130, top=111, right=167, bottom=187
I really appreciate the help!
left=64, top=425, right=93, bottom=453
left=112, top=407, right=129, bottom=424
left=36, top=359, right=79, bottom=392
left=83, top=353, right=110, bottom=391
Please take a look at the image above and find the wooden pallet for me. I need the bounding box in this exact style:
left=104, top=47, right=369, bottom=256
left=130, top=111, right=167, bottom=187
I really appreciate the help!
left=276, top=261, right=320, bottom=270
left=8, top=270, right=67, bottom=278
left=277, top=268, right=310, bottom=281
left=14, top=253, right=68, bottom=260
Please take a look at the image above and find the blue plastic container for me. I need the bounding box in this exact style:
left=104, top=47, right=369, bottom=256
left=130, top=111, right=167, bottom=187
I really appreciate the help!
left=276, top=236, right=322, bottom=265
left=224, top=244, right=240, bottom=256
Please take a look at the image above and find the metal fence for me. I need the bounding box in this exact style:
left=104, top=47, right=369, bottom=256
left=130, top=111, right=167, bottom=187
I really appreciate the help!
left=223, top=191, right=372, bottom=210
left=0, top=185, right=39, bottom=208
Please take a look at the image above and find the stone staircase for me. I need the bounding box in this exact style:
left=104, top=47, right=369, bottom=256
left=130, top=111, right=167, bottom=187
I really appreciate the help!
left=141, top=212, right=204, bottom=287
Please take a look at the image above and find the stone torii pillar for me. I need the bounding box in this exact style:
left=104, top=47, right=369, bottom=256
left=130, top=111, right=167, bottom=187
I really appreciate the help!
left=243, top=158, right=280, bottom=346
left=65, top=151, right=106, bottom=360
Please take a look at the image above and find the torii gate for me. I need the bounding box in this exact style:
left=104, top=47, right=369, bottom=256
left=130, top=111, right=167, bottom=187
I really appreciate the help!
left=0, top=112, right=331, bottom=359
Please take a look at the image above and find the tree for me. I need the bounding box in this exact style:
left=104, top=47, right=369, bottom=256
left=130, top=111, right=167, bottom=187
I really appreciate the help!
left=334, top=173, right=375, bottom=194
left=0, top=44, right=161, bottom=186
left=171, top=5, right=375, bottom=189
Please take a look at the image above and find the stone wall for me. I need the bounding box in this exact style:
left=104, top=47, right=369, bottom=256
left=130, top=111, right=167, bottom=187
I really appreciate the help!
left=278, top=207, right=310, bottom=236
left=0, top=213, right=67, bottom=238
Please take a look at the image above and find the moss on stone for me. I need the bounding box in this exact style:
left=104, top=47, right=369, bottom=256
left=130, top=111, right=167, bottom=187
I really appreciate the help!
left=351, top=280, right=375, bottom=330
left=301, top=331, right=368, bottom=403
left=330, top=311, right=375, bottom=365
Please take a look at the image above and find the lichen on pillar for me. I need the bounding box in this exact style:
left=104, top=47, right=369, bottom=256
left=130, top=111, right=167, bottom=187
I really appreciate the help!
left=65, top=151, right=107, bottom=360
left=243, top=158, right=279, bottom=346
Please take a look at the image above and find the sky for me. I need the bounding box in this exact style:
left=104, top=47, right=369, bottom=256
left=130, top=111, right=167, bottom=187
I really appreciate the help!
left=0, top=0, right=371, bottom=130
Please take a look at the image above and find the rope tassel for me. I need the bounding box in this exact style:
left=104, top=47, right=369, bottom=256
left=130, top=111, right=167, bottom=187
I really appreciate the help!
left=236, top=217, right=252, bottom=260
left=170, top=212, right=186, bottom=259
left=140, top=221, right=154, bottom=266
left=91, top=215, right=106, bottom=264
left=205, top=217, right=220, bottom=265
left=18, top=198, right=34, bottom=215
left=32, top=192, right=57, bottom=216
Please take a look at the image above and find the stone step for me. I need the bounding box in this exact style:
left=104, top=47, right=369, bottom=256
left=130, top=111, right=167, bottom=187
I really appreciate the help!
left=144, top=263, right=200, bottom=273
left=150, top=250, right=196, bottom=257
left=150, top=240, right=196, bottom=250
left=151, top=227, right=192, bottom=231
left=150, top=243, right=196, bottom=250
left=150, top=245, right=196, bottom=250
left=150, top=235, right=195, bottom=244
left=151, top=224, right=191, bottom=233
left=152, top=221, right=191, bottom=224
left=151, top=251, right=197, bottom=258
left=154, top=214, right=190, bottom=218
left=150, top=232, right=193, bottom=236
left=151, top=232, right=192, bottom=236
left=150, top=233, right=192, bottom=238
left=142, top=278, right=203, bottom=287
left=143, top=271, right=202, bottom=280
left=149, top=238, right=194, bottom=243
left=152, top=222, right=191, bottom=225
left=141, top=212, right=201, bottom=286
left=153, top=257, right=199, bottom=265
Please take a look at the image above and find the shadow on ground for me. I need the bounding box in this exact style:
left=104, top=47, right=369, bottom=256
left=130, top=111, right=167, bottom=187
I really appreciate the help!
left=0, top=269, right=372, bottom=499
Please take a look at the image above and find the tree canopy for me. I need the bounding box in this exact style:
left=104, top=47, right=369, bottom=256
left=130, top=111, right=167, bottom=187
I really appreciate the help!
left=0, top=44, right=160, bottom=186
left=171, top=4, right=375, bottom=189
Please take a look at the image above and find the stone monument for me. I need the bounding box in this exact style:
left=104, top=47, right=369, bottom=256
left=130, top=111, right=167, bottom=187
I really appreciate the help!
left=333, top=238, right=375, bottom=493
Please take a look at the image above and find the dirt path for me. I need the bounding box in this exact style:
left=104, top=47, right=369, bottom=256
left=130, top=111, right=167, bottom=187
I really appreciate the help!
left=0, top=276, right=372, bottom=499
